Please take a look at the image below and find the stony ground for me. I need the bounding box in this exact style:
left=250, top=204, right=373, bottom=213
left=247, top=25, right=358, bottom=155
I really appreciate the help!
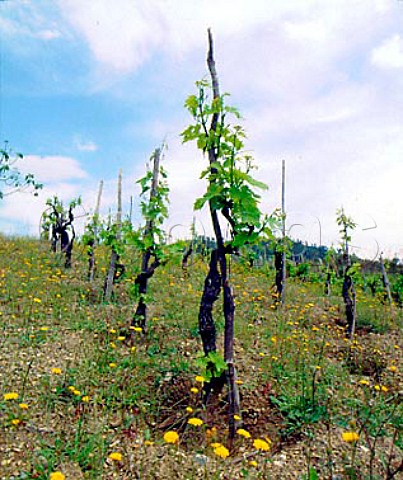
left=0, top=238, right=402, bottom=479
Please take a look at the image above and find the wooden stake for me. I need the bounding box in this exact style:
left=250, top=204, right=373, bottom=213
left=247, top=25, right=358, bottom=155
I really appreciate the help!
left=103, top=171, right=122, bottom=301
left=281, top=159, right=286, bottom=306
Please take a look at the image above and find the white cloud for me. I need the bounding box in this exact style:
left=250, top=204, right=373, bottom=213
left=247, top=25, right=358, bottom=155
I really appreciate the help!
left=57, top=0, right=358, bottom=76
left=36, top=29, right=62, bottom=40
left=20, top=155, right=88, bottom=182
left=58, top=0, right=163, bottom=73
left=283, top=19, right=328, bottom=43
left=371, top=34, right=403, bottom=69
left=74, top=139, right=98, bottom=152
left=0, top=155, right=89, bottom=236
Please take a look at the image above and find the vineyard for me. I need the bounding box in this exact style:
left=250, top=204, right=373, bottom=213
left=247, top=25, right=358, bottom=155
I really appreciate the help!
left=0, top=235, right=401, bottom=479
left=1, top=11, right=402, bottom=480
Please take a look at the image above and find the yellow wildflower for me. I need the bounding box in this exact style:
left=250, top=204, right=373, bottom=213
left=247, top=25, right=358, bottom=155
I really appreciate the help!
left=188, top=417, right=203, bottom=426
left=163, top=431, right=179, bottom=444
left=19, top=403, right=29, bottom=410
left=49, top=472, right=65, bottom=480
left=190, top=387, right=199, bottom=394
left=81, top=396, right=90, bottom=402
left=236, top=428, right=251, bottom=439
left=130, top=326, right=143, bottom=332
left=214, top=445, right=230, bottom=459
left=249, top=460, right=258, bottom=467
left=359, top=379, right=370, bottom=386
left=253, top=438, right=271, bottom=451
left=3, top=392, right=19, bottom=401
left=206, top=427, right=217, bottom=438
left=109, top=363, right=117, bottom=368
left=51, top=368, right=62, bottom=375
left=233, top=414, right=241, bottom=421
left=11, top=419, right=21, bottom=425
left=195, top=375, right=205, bottom=383
left=39, top=326, right=49, bottom=331
left=210, top=442, right=222, bottom=448
left=108, top=452, right=122, bottom=461
left=33, top=298, right=41, bottom=303
left=144, top=440, right=154, bottom=446
left=186, top=406, right=193, bottom=413
left=342, top=432, right=359, bottom=443
left=388, top=366, right=397, bottom=372
left=117, top=336, right=125, bottom=341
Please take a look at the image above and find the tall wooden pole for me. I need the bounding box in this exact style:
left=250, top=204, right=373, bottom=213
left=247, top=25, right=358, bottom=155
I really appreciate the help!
left=281, top=159, right=286, bottom=306
left=103, top=170, right=122, bottom=301
left=88, top=180, right=103, bottom=282
left=380, top=254, right=392, bottom=305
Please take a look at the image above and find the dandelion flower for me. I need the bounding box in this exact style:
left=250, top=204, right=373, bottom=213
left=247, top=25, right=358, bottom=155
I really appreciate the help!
left=3, top=392, right=19, bottom=401
left=108, top=452, right=122, bottom=461
left=117, top=336, right=125, bottom=341
left=39, top=326, right=49, bottom=331
left=130, top=326, right=143, bottom=332
left=236, top=428, right=251, bottom=439
left=235, top=380, right=243, bottom=385
left=253, top=438, right=271, bottom=451
left=163, top=431, right=179, bottom=444
left=210, top=442, right=222, bottom=448
left=81, top=396, right=90, bottom=402
left=109, top=363, right=117, bottom=368
left=195, top=375, right=205, bottom=383
left=249, top=460, right=258, bottom=467
left=19, top=403, right=29, bottom=410
left=11, top=419, right=21, bottom=426
left=188, top=417, right=203, bottom=426
left=233, top=414, right=241, bottom=421
left=388, top=366, right=397, bottom=372
left=214, top=445, right=230, bottom=459
left=33, top=298, right=42, bottom=303
left=49, top=472, right=65, bottom=480
left=51, top=368, right=62, bottom=375
left=186, top=406, right=193, bottom=413
left=342, top=432, right=359, bottom=443
left=190, top=387, right=199, bottom=394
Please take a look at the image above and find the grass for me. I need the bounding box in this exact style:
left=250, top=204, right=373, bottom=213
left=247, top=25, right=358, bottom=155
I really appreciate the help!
left=0, top=236, right=402, bottom=479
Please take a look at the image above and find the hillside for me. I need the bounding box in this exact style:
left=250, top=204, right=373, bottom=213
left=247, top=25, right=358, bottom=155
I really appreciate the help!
left=0, top=237, right=402, bottom=479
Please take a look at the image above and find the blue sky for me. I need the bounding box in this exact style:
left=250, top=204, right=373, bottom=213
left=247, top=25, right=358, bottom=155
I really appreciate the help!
left=0, top=0, right=402, bottom=258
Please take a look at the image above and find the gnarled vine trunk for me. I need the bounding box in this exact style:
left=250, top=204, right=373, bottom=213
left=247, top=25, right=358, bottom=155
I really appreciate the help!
left=200, top=29, right=240, bottom=441
left=132, top=148, right=162, bottom=332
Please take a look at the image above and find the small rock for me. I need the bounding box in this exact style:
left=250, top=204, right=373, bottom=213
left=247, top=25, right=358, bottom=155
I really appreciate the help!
left=194, top=454, right=209, bottom=466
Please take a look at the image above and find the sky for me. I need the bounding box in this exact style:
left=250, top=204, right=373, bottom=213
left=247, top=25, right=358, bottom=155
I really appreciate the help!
left=0, top=0, right=402, bottom=259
